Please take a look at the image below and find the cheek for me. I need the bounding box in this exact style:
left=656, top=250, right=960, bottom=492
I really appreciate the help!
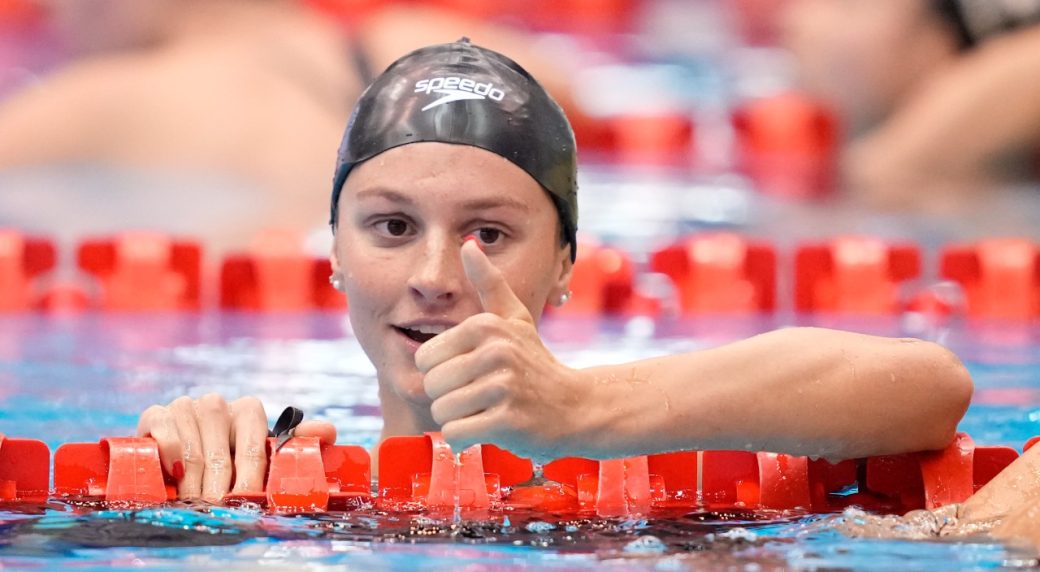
left=502, top=254, right=559, bottom=318
left=338, top=240, right=400, bottom=334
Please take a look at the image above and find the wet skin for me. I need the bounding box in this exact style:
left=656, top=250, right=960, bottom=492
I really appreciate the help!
left=138, top=142, right=573, bottom=500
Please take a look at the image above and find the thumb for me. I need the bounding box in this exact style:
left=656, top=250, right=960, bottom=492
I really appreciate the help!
left=461, top=238, right=532, bottom=322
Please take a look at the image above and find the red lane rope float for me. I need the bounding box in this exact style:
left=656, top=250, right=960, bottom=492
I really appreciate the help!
left=555, top=239, right=658, bottom=317
left=650, top=233, right=776, bottom=314
left=795, top=236, right=921, bottom=315
left=220, top=229, right=346, bottom=311
left=378, top=433, right=530, bottom=511
left=224, top=437, right=370, bottom=512
left=941, top=238, right=1040, bottom=320
left=0, top=230, right=56, bottom=312
left=54, top=438, right=176, bottom=503
left=731, top=91, right=840, bottom=199
left=78, top=233, right=202, bottom=311
left=543, top=456, right=660, bottom=516
left=55, top=436, right=369, bottom=512
left=608, top=112, right=695, bottom=168
left=866, top=433, right=1019, bottom=511
left=17, top=431, right=1026, bottom=515
left=0, top=433, right=50, bottom=502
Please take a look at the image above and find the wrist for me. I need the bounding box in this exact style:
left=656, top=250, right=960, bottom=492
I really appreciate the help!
left=567, top=365, right=652, bottom=459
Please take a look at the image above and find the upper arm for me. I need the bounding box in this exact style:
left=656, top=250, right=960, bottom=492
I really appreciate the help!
left=0, top=60, right=126, bottom=166
left=846, top=25, right=1040, bottom=204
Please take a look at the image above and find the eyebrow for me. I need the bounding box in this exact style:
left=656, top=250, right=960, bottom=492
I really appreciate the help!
left=354, top=187, right=531, bottom=213
left=354, top=188, right=415, bottom=205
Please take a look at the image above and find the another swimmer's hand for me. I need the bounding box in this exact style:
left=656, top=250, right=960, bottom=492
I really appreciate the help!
left=415, top=240, right=593, bottom=461
left=136, top=395, right=336, bottom=501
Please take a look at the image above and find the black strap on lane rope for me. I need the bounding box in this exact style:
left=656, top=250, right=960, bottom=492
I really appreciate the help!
left=268, top=406, right=304, bottom=452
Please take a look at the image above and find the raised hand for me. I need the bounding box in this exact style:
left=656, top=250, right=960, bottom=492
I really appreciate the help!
left=415, top=239, right=590, bottom=461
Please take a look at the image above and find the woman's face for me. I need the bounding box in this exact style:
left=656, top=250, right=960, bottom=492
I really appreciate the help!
left=332, top=142, right=573, bottom=406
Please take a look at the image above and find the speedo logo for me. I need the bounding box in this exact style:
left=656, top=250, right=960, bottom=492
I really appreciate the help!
left=414, top=77, right=505, bottom=112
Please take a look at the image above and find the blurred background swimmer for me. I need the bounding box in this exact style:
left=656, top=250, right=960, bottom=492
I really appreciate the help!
left=3, top=0, right=1040, bottom=255
left=780, top=0, right=1040, bottom=211
left=0, top=0, right=588, bottom=254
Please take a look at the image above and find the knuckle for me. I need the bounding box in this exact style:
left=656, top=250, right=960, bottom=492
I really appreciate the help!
left=182, top=449, right=205, bottom=470
left=423, top=370, right=443, bottom=398
left=233, top=395, right=263, bottom=411
left=139, top=405, right=168, bottom=425
left=232, top=396, right=266, bottom=421
left=206, top=450, right=231, bottom=474
left=141, top=404, right=166, bottom=417
left=429, top=395, right=457, bottom=425
left=236, top=443, right=267, bottom=464
left=169, top=395, right=193, bottom=409
left=483, top=376, right=510, bottom=400
left=482, top=340, right=515, bottom=366
left=472, top=313, right=503, bottom=335
left=429, top=401, right=447, bottom=426
left=197, top=393, right=229, bottom=416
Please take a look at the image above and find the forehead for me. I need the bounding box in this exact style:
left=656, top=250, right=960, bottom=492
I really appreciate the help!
left=341, top=142, right=551, bottom=209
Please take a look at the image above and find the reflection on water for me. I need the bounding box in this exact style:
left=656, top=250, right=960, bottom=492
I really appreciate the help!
left=2, top=502, right=1035, bottom=570
left=1, top=312, right=1040, bottom=569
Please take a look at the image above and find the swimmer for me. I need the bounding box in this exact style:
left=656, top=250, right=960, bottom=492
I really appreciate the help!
left=781, top=0, right=1040, bottom=210
left=833, top=434, right=1040, bottom=552
left=136, top=40, right=971, bottom=506
left=0, top=0, right=590, bottom=254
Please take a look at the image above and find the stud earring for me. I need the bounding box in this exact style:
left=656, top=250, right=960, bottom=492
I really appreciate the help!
left=558, top=290, right=572, bottom=306
left=329, top=274, right=345, bottom=292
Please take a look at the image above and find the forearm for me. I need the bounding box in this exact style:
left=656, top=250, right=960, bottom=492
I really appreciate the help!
left=576, top=328, right=972, bottom=460
left=960, top=441, right=1040, bottom=525
left=848, top=26, right=1040, bottom=198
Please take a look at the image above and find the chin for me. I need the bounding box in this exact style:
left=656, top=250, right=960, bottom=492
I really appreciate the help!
left=386, top=367, right=431, bottom=407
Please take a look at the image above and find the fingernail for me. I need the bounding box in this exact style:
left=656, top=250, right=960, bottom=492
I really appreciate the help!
left=172, top=461, right=185, bottom=481
left=463, top=235, right=483, bottom=251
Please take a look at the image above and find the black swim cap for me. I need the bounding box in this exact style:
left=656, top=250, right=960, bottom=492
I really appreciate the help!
left=932, top=0, right=1040, bottom=48
left=330, top=39, right=578, bottom=261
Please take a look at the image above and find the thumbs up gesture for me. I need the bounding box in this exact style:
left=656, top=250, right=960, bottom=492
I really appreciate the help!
left=415, top=239, right=589, bottom=460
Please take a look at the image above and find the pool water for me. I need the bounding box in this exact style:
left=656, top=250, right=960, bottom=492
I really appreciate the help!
left=1, top=311, right=1039, bottom=570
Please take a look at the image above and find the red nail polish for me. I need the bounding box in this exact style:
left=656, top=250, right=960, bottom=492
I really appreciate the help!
left=463, top=235, right=483, bottom=251
left=172, top=461, right=185, bottom=480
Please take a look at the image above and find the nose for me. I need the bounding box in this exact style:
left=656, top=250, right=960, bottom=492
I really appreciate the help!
left=407, top=233, right=465, bottom=306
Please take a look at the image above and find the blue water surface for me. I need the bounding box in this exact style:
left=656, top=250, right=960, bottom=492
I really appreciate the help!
left=1, top=311, right=1039, bottom=570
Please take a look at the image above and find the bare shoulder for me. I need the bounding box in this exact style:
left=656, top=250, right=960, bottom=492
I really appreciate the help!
left=0, top=53, right=155, bottom=164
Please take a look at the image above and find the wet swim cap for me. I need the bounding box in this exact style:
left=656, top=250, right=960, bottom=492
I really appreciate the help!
left=933, top=0, right=1040, bottom=48
left=330, top=39, right=578, bottom=261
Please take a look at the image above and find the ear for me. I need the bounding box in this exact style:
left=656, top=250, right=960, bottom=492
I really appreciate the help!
left=548, top=243, right=574, bottom=307
left=329, top=243, right=346, bottom=293
left=329, top=242, right=341, bottom=274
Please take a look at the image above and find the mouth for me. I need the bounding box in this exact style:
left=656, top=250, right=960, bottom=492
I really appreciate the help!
left=393, top=323, right=451, bottom=345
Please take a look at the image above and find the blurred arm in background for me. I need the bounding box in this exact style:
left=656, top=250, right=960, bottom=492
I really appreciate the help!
left=781, top=0, right=1040, bottom=211
left=0, top=0, right=586, bottom=254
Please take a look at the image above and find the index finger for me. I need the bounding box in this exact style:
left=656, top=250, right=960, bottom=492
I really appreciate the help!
left=137, top=405, right=184, bottom=482
left=461, top=239, right=532, bottom=322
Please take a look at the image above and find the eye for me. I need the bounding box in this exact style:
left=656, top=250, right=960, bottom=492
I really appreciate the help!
left=373, top=218, right=414, bottom=238
left=476, top=227, right=502, bottom=245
